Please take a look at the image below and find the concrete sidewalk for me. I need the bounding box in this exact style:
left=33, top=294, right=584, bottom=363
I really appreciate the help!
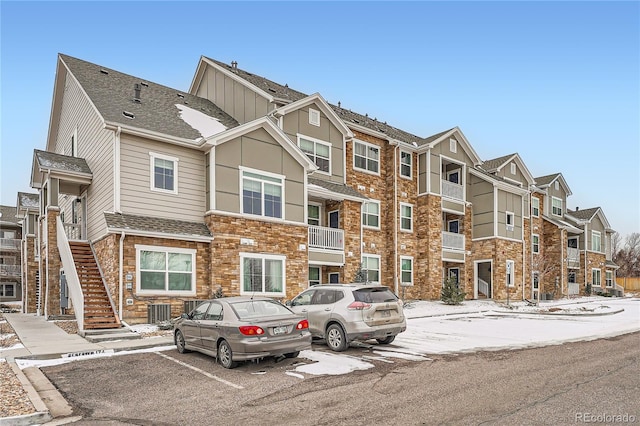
left=1, top=313, right=174, bottom=361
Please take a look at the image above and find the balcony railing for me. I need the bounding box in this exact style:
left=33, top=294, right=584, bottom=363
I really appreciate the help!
left=63, top=223, right=82, bottom=240
left=568, top=283, right=580, bottom=296
left=442, top=231, right=465, bottom=250
left=567, top=247, right=580, bottom=268
left=0, top=264, right=21, bottom=277
left=442, top=180, right=464, bottom=201
left=309, top=226, right=344, bottom=251
left=0, top=238, right=20, bottom=251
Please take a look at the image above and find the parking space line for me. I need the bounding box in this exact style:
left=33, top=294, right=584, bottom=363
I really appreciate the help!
left=155, top=352, right=244, bottom=389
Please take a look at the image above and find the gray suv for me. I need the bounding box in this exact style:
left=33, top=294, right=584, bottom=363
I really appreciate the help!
left=287, top=284, right=406, bottom=351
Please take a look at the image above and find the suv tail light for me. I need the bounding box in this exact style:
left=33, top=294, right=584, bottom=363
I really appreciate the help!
left=347, top=301, right=371, bottom=310
left=239, top=325, right=265, bottom=336
left=296, top=319, right=309, bottom=330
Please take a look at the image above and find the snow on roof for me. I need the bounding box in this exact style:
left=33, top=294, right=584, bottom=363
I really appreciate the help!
left=175, top=104, right=227, bottom=139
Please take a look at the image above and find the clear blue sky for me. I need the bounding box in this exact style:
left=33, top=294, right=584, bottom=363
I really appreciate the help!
left=1, top=1, right=638, bottom=239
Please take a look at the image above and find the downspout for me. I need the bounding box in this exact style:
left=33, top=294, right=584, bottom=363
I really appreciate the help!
left=561, top=229, right=565, bottom=296
left=393, top=143, right=399, bottom=296
left=584, top=223, right=588, bottom=289
left=119, top=231, right=125, bottom=321
left=114, top=126, right=122, bottom=213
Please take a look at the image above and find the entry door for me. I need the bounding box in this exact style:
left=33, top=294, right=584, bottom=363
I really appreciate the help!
left=532, top=272, right=539, bottom=300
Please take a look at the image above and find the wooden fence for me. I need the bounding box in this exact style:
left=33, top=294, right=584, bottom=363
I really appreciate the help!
left=618, top=277, right=640, bottom=291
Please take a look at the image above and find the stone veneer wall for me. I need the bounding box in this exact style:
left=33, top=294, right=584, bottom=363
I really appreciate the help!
left=205, top=214, right=307, bottom=301
left=542, top=221, right=564, bottom=296
left=98, top=234, right=211, bottom=324
left=23, top=235, right=39, bottom=313
left=324, top=199, right=362, bottom=283
left=585, top=251, right=606, bottom=291
left=472, top=238, right=524, bottom=301
left=42, top=208, right=61, bottom=317
left=415, top=194, right=442, bottom=300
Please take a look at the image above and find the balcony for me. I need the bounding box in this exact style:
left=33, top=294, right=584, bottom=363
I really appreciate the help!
left=309, top=225, right=344, bottom=251
left=442, top=180, right=464, bottom=201
left=0, top=264, right=21, bottom=277
left=567, top=247, right=579, bottom=268
left=63, top=223, right=82, bottom=240
left=0, top=238, right=20, bottom=251
left=442, top=231, right=465, bottom=250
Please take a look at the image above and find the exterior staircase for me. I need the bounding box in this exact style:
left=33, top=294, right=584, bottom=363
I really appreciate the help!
left=69, top=241, right=122, bottom=330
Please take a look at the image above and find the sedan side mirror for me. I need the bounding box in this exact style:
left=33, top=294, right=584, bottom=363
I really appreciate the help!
left=180, top=313, right=190, bottom=319
left=285, top=300, right=292, bottom=307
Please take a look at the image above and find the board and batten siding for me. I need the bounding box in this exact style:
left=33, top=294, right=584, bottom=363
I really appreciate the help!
left=54, top=74, right=114, bottom=241
left=214, top=127, right=306, bottom=223
left=196, top=66, right=271, bottom=124
left=120, top=135, right=206, bottom=222
left=281, top=105, right=345, bottom=184
left=470, top=175, right=494, bottom=239
left=428, top=138, right=474, bottom=195
left=497, top=189, right=523, bottom=240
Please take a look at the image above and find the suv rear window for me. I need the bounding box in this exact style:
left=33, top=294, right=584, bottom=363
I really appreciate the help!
left=353, top=287, right=398, bottom=303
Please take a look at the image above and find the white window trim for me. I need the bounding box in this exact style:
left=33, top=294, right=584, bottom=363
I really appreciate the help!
left=532, top=197, right=540, bottom=217
left=449, top=138, right=457, bottom=153
left=448, top=219, right=460, bottom=234
left=506, top=260, right=515, bottom=287
left=239, top=166, right=285, bottom=220
left=446, top=169, right=461, bottom=184
left=362, top=200, right=381, bottom=230
left=150, top=152, right=179, bottom=195
left=308, top=266, right=321, bottom=287
left=400, top=150, right=412, bottom=179
left=361, top=253, right=381, bottom=284
left=592, top=268, right=601, bottom=287
left=606, top=271, right=613, bottom=287
left=551, top=196, right=562, bottom=217
left=297, top=134, right=331, bottom=176
left=0, top=282, right=17, bottom=298
left=353, top=139, right=381, bottom=176
left=448, top=267, right=460, bottom=284
left=506, top=211, right=515, bottom=231
left=400, top=202, right=413, bottom=232
left=308, top=202, right=322, bottom=226
left=328, top=272, right=340, bottom=284
left=510, top=163, right=516, bottom=175
left=240, top=252, right=286, bottom=297
left=592, top=230, right=602, bottom=253
left=532, top=234, right=540, bottom=254
left=135, top=244, right=196, bottom=296
left=400, top=256, right=414, bottom=286
left=309, top=108, right=320, bottom=126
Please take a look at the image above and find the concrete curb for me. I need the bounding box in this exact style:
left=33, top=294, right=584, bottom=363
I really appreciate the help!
left=489, top=308, right=625, bottom=317
left=0, top=361, right=53, bottom=426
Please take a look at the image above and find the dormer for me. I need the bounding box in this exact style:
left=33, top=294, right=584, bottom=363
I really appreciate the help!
left=534, top=173, right=572, bottom=219
left=482, top=153, right=535, bottom=188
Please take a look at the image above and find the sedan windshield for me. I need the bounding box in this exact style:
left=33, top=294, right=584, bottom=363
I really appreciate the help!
left=231, top=300, right=292, bottom=319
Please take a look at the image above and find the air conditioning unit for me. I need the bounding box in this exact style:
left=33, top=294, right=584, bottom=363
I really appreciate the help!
left=183, top=300, right=203, bottom=314
left=147, top=304, right=171, bottom=323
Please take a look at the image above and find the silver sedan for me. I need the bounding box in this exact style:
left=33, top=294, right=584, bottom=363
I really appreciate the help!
left=174, top=296, right=312, bottom=368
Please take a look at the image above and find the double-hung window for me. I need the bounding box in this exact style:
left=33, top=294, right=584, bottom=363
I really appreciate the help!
left=400, top=203, right=413, bottom=232
left=299, top=135, right=330, bottom=174
left=137, top=245, right=195, bottom=295
left=150, top=152, right=178, bottom=194
left=606, top=271, right=613, bottom=287
left=506, top=212, right=515, bottom=231
left=592, top=269, right=601, bottom=287
left=308, top=204, right=320, bottom=226
left=362, top=200, right=380, bottom=229
left=592, top=231, right=601, bottom=252
left=354, top=140, right=379, bottom=174
left=532, top=234, right=540, bottom=254
left=552, top=197, right=563, bottom=216
left=532, top=197, right=540, bottom=217
left=401, top=257, right=413, bottom=286
left=361, top=254, right=380, bottom=284
left=241, top=168, right=284, bottom=219
left=241, top=253, right=285, bottom=296
left=400, top=151, right=412, bottom=178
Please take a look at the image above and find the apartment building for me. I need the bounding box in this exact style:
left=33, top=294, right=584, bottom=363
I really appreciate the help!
left=0, top=204, right=22, bottom=304
left=23, top=54, right=619, bottom=328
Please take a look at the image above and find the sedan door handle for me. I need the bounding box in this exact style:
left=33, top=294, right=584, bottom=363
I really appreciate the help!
left=301, top=309, right=308, bottom=313
left=324, top=308, right=331, bottom=311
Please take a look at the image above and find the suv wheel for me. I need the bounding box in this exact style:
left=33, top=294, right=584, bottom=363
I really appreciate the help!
left=376, top=335, right=395, bottom=345
left=326, top=324, right=348, bottom=352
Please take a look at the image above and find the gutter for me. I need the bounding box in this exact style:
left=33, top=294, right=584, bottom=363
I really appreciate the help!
left=119, top=231, right=125, bottom=321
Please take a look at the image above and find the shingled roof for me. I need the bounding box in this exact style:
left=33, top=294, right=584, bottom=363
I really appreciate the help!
left=17, top=192, right=39, bottom=210
left=104, top=213, right=212, bottom=239
left=308, top=177, right=368, bottom=201
left=204, top=57, right=432, bottom=146
left=482, top=153, right=516, bottom=172
left=567, top=207, right=600, bottom=221
left=0, top=205, right=20, bottom=225
left=34, top=150, right=92, bottom=175
left=60, top=54, right=239, bottom=142
left=534, top=173, right=559, bottom=187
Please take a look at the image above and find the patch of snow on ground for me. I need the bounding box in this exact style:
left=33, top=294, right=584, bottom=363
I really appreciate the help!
left=297, top=350, right=374, bottom=375
left=128, top=324, right=160, bottom=334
